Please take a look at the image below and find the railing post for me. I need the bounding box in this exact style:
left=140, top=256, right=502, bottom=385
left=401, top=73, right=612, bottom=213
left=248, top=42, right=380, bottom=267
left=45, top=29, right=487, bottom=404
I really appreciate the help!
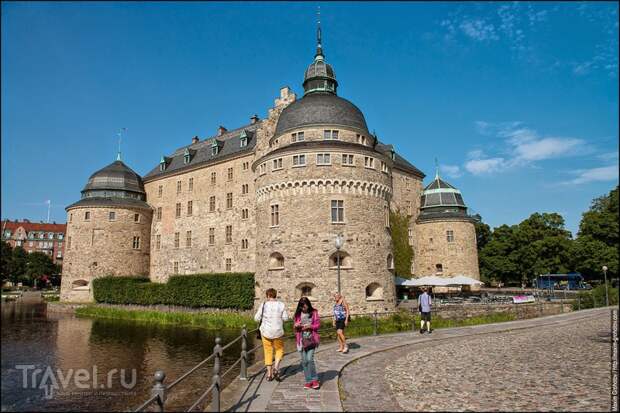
left=373, top=310, right=378, bottom=336
left=151, top=370, right=166, bottom=413
left=212, top=337, right=222, bottom=413
left=240, top=325, right=248, bottom=380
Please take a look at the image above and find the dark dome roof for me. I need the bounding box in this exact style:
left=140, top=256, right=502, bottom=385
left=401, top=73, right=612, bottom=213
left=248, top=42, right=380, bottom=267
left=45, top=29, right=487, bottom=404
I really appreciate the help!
left=82, top=160, right=145, bottom=194
left=275, top=93, right=369, bottom=137
left=304, top=59, right=336, bottom=80
left=420, top=175, right=466, bottom=209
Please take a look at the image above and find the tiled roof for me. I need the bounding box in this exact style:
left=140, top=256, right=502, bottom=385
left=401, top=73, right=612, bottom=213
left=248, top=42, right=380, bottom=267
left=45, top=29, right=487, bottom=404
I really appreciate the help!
left=143, top=123, right=260, bottom=180
left=66, top=197, right=152, bottom=210
left=1, top=220, right=66, bottom=233
left=375, top=142, right=425, bottom=178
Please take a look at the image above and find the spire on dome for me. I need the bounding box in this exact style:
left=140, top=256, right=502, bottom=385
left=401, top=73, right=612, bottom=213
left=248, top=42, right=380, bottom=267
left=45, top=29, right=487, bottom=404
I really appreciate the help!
left=434, top=157, right=439, bottom=180
left=315, top=6, right=323, bottom=59
left=303, top=7, right=338, bottom=95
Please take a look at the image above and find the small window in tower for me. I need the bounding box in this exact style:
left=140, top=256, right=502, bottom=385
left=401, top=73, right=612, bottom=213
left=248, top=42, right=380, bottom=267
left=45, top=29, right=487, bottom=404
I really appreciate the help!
left=225, top=258, right=232, bottom=272
left=84, top=211, right=90, bottom=221
left=134, top=213, right=140, bottom=223
left=132, top=236, right=140, bottom=250
left=436, top=263, right=443, bottom=273
left=447, top=230, right=454, bottom=243
left=109, top=211, right=116, bottom=221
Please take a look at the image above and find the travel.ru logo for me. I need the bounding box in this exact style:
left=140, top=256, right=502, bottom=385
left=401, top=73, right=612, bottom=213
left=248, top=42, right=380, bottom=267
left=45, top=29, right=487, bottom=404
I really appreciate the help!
left=16, top=364, right=137, bottom=399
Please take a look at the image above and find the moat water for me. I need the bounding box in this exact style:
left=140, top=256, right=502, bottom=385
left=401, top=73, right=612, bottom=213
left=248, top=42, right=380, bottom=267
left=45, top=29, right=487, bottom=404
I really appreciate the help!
left=1, top=301, right=263, bottom=412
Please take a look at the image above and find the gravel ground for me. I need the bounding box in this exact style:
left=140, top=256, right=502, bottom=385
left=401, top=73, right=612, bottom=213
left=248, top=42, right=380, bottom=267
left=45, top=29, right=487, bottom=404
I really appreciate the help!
left=339, top=311, right=613, bottom=412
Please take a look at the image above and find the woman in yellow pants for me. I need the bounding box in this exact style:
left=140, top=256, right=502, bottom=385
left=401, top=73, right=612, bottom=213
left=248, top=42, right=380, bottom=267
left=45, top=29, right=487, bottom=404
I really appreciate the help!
left=254, top=288, right=289, bottom=381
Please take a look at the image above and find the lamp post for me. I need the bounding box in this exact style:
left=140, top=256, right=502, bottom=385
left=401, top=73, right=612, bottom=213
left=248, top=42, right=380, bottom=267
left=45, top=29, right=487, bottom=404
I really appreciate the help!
left=602, top=265, right=609, bottom=307
left=335, top=234, right=344, bottom=294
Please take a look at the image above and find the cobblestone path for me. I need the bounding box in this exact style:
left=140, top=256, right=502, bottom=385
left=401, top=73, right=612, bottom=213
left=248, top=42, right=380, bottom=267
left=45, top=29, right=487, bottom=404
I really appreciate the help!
left=341, top=309, right=614, bottom=412
left=216, top=307, right=615, bottom=412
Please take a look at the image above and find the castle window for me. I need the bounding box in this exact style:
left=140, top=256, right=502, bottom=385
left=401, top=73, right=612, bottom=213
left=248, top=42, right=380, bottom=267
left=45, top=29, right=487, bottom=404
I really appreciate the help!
left=69, top=213, right=73, bottom=223
left=225, top=225, right=232, bottom=244
left=242, top=208, right=249, bottom=219
left=187, top=201, right=193, bottom=216
left=273, top=158, right=283, bottom=170
left=356, top=134, right=367, bottom=145
left=109, top=211, right=116, bottom=221
left=156, top=234, right=161, bottom=250
left=175, top=203, right=182, bottom=218
left=342, top=154, right=354, bottom=166
left=84, top=211, right=90, bottom=221
left=188, top=178, right=193, bottom=192
left=292, top=154, right=306, bottom=167
left=385, top=205, right=390, bottom=228
left=447, top=230, right=454, bottom=243
left=174, top=232, right=180, bottom=248
left=271, top=204, right=280, bottom=227
left=331, top=200, right=344, bottom=223
left=242, top=162, right=249, bottom=170
left=240, top=129, right=248, bottom=148
left=407, top=201, right=412, bottom=216
left=408, top=228, right=413, bottom=244
left=241, top=239, right=248, bottom=250
left=296, top=282, right=316, bottom=300
left=157, top=185, right=163, bottom=197
left=387, top=254, right=395, bottom=270
left=242, top=184, right=249, bottom=194
left=132, top=236, right=140, bottom=250
left=292, top=131, right=305, bottom=142
left=226, top=193, right=233, bottom=209
left=212, top=143, right=219, bottom=156
left=323, top=130, right=339, bottom=140
left=366, top=283, right=384, bottom=301
left=227, top=167, right=234, bottom=181
left=134, top=213, right=140, bottom=223
left=211, top=172, right=217, bottom=185
left=260, top=163, right=266, bottom=175
left=364, top=157, right=375, bottom=169
left=71, top=279, right=88, bottom=290
left=186, top=230, right=192, bottom=248
left=381, top=161, right=389, bottom=174
left=156, top=207, right=162, bottom=221
left=209, top=196, right=216, bottom=212
left=317, top=153, right=331, bottom=165
left=436, top=263, right=443, bottom=273
left=176, top=181, right=182, bottom=194
left=269, top=252, right=284, bottom=270
left=173, top=261, right=179, bottom=274
left=329, top=251, right=352, bottom=269
left=209, top=228, right=215, bottom=245
left=225, top=258, right=232, bottom=272
left=184, top=153, right=190, bottom=164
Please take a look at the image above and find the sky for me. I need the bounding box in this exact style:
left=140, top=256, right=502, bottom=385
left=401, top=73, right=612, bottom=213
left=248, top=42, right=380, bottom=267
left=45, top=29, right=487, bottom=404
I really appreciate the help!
left=1, top=1, right=618, bottom=236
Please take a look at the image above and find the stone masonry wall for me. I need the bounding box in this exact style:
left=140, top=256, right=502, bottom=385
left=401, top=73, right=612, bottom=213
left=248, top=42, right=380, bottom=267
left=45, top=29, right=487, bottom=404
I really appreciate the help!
left=61, top=206, right=152, bottom=302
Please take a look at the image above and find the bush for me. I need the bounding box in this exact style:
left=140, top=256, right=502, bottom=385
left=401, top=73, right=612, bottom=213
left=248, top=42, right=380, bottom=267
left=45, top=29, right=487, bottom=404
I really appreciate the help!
left=573, top=284, right=619, bottom=310
left=92, top=273, right=255, bottom=309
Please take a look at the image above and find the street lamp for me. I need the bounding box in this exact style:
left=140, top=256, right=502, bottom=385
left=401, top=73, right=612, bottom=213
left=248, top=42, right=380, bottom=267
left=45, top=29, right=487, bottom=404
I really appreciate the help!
left=335, top=234, right=344, bottom=294
left=602, top=265, right=609, bottom=307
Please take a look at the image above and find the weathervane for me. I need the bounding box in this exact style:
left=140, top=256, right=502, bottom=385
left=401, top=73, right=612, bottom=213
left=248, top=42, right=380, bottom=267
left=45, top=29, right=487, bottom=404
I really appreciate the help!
left=117, top=128, right=127, bottom=161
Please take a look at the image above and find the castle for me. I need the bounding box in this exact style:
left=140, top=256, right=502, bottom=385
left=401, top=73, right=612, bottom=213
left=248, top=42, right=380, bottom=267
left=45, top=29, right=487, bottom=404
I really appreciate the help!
left=60, top=26, right=480, bottom=313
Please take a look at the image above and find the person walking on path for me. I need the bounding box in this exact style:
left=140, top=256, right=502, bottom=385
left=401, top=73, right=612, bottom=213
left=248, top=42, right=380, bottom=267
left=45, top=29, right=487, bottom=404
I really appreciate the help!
left=333, top=293, right=350, bottom=353
left=294, top=296, right=321, bottom=389
left=418, top=287, right=432, bottom=334
left=254, top=288, right=289, bottom=381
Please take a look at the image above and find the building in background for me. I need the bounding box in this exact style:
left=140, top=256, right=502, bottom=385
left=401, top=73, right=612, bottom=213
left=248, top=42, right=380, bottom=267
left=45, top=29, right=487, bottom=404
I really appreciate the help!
left=1, top=219, right=67, bottom=265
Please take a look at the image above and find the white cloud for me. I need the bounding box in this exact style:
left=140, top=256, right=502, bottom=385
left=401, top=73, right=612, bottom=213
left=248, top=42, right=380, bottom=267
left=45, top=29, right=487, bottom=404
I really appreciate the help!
left=562, top=165, right=619, bottom=185
left=459, top=19, right=499, bottom=41
left=512, top=137, right=586, bottom=162
left=464, top=157, right=505, bottom=175
left=598, top=151, right=619, bottom=161
left=440, top=164, right=463, bottom=178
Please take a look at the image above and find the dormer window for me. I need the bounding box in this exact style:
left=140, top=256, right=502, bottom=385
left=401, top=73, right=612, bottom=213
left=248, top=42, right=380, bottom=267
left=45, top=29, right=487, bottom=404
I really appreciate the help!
left=160, top=156, right=171, bottom=171
left=240, top=130, right=248, bottom=148
left=211, top=140, right=220, bottom=156
left=391, top=150, right=396, bottom=161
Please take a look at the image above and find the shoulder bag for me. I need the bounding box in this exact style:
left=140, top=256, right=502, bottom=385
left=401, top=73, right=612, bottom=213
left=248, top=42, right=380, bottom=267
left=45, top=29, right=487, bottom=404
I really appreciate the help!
left=256, top=302, right=265, bottom=339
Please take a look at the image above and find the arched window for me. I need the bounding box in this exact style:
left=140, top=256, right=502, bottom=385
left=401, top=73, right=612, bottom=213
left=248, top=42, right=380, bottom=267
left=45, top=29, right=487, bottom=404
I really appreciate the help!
left=269, top=252, right=284, bottom=270
left=71, top=279, right=89, bottom=290
left=387, top=254, right=394, bottom=271
left=329, top=251, right=353, bottom=269
left=365, top=283, right=383, bottom=300
left=296, top=282, right=316, bottom=300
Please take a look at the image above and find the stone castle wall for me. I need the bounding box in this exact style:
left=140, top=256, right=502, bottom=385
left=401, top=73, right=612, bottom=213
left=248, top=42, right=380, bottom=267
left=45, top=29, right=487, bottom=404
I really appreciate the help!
left=61, top=206, right=152, bottom=302
left=413, top=218, right=480, bottom=278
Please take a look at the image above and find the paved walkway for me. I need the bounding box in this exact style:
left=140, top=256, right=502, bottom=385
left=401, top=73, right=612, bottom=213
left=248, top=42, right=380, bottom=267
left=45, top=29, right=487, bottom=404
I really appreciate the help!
left=215, top=307, right=615, bottom=412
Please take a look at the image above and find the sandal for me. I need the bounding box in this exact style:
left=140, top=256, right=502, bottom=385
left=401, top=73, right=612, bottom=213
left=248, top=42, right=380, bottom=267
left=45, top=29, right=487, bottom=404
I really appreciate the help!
left=274, top=370, right=282, bottom=382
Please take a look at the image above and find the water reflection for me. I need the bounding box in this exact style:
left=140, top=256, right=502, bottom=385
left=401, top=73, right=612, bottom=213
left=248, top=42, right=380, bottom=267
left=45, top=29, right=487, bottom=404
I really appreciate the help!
left=1, top=302, right=259, bottom=412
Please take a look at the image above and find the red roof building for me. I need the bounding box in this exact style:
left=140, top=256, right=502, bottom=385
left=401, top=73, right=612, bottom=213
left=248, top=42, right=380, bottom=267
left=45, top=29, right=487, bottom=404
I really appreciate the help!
left=1, top=219, right=67, bottom=265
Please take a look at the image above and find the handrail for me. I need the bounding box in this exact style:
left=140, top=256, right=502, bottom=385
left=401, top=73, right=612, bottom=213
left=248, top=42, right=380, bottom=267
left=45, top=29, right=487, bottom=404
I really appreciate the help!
left=133, top=393, right=159, bottom=412
left=186, top=383, right=216, bottom=412
left=167, top=353, right=215, bottom=390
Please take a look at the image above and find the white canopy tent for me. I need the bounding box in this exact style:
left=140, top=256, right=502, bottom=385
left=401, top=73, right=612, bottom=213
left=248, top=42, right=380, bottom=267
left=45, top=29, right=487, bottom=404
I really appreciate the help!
left=395, top=275, right=484, bottom=287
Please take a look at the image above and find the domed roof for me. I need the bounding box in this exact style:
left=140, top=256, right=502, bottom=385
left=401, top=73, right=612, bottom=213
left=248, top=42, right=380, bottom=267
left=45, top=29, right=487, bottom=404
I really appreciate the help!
left=304, top=59, right=336, bottom=80
left=82, top=160, right=145, bottom=195
left=420, top=175, right=466, bottom=209
left=275, top=93, right=369, bottom=136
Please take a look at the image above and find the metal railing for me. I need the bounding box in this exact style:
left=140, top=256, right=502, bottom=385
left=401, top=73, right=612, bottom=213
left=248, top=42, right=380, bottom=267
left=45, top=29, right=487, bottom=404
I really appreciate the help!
left=134, top=295, right=610, bottom=412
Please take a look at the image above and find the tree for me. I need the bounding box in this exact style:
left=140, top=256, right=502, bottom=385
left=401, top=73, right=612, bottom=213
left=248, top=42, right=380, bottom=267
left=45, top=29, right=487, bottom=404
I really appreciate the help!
left=1, top=241, right=12, bottom=284
left=474, top=220, right=491, bottom=251
left=390, top=209, right=413, bottom=277
left=25, top=252, right=59, bottom=288
left=8, top=246, right=28, bottom=285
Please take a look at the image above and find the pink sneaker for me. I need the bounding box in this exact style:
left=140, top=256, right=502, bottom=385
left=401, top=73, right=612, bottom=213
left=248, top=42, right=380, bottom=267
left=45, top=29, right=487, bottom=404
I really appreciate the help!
left=311, top=380, right=320, bottom=389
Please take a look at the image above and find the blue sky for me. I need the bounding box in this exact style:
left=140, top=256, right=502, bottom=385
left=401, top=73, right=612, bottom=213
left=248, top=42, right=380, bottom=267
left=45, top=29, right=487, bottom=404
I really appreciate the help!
left=2, top=1, right=618, bottom=236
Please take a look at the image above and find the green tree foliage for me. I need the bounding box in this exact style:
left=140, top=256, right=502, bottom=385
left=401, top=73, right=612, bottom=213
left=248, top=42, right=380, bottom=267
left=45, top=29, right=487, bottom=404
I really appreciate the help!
left=474, top=220, right=491, bottom=251
left=571, top=186, right=619, bottom=279
left=9, top=247, right=28, bottom=285
left=389, top=210, right=413, bottom=277
left=25, top=251, right=59, bottom=287
left=1, top=241, right=12, bottom=283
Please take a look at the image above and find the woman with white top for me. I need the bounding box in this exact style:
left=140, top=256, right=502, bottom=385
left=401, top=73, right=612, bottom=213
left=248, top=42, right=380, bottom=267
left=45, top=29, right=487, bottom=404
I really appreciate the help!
left=254, top=288, right=289, bottom=381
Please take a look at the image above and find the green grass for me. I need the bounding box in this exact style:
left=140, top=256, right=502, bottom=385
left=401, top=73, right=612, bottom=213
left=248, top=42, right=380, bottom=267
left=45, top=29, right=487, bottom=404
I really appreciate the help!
left=75, top=305, right=255, bottom=330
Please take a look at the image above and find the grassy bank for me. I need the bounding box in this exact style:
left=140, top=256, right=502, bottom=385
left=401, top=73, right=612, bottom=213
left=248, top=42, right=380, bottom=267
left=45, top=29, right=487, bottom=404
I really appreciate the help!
left=75, top=306, right=255, bottom=330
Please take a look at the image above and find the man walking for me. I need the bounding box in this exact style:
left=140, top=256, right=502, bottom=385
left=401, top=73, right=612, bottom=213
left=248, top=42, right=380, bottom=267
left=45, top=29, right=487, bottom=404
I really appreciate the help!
left=418, top=287, right=432, bottom=334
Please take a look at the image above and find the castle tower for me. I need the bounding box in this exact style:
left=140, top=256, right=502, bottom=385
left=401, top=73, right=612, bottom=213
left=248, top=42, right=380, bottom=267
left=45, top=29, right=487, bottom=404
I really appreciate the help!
left=253, top=22, right=396, bottom=313
left=60, top=160, right=152, bottom=302
left=413, top=170, right=480, bottom=280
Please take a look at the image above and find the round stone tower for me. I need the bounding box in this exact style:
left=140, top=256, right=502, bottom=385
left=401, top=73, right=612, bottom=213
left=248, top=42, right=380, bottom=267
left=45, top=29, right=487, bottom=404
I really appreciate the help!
left=60, top=158, right=152, bottom=302
left=413, top=171, right=480, bottom=281
left=253, top=26, right=396, bottom=314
